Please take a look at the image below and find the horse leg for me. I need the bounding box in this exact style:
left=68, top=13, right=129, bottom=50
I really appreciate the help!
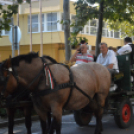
left=23, top=106, right=32, bottom=134
left=49, top=107, right=62, bottom=134
left=92, top=94, right=106, bottom=134
left=47, top=112, right=51, bottom=131
left=39, top=116, right=48, bottom=134
left=94, top=110, right=103, bottom=134
left=6, top=108, right=16, bottom=134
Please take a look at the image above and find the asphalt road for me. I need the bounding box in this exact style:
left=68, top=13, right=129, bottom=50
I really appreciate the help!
left=0, top=112, right=134, bottom=134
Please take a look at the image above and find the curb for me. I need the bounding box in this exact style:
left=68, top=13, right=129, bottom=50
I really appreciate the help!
left=0, top=111, right=72, bottom=128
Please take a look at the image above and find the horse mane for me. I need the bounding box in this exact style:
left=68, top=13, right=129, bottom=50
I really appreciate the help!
left=11, top=52, right=39, bottom=66
left=43, top=55, right=57, bottom=63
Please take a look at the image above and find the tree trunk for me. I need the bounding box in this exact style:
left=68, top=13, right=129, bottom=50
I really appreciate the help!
left=63, top=0, right=71, bottom=61
left=95, top=1, right=104, bottom=56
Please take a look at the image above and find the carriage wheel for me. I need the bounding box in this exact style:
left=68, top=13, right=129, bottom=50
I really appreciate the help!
left=114, top=99, right=133, bottom=128
left=74, top=109, right=92, bottom=126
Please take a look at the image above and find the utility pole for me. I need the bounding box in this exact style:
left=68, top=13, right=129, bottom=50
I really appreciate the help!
left=30, top=0, right=32, bottom=52
left=17, top=5, right=20, bottom=55
left=63, top=0, right=71, bottom=61
left=39, top=0, right=43, bottom=56
left=12, top=25, right=15, bottom=57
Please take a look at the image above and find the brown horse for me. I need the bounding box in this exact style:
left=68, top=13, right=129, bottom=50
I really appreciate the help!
left=0, top=92, right=33, bottom=134
left=0, top=57, right=53, bottom=134
left=0, top=52, right=111, bottom=134
left=0, top=84, right=51, bottom=134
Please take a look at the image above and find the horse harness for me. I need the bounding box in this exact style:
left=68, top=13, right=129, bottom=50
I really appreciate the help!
left=31, top=57, right=93, bottom=108
left=1, top=57, right=93, bottom=108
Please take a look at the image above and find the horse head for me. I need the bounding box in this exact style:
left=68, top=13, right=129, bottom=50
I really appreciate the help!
left=0, top=57, right=18, bottom=98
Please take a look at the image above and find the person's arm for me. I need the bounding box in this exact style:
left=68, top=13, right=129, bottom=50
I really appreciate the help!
left=117, top=45, right=132, bottom=55
left=107, top=64, right=114, bottom=69
left=107, top=51, right=116, bottom=69
left=70, top=50, right=79, bottom=62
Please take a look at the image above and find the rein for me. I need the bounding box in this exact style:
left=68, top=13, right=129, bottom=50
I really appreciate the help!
left=0, top=58, right=45, bottom=102
left=31, top=62, right=93, bottom=108
left=11, top=68, right=44, bottom=102
left=1, top=57, right=94, bottom=109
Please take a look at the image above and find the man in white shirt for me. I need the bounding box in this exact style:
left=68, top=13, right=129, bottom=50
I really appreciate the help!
left=117, top=37, right=134, bottom=90
left=97, top=42, right=119, bottom=72
left=117, top=37, right=132, bottom=55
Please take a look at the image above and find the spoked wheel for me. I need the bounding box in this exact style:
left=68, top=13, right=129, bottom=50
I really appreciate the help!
left=74, top=109, right=93, bottom=126
left=114, top=99, right=133, bottom=128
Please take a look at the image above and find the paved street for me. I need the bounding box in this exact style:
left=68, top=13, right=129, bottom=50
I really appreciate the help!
left=0, top=112, right=134, bottom=134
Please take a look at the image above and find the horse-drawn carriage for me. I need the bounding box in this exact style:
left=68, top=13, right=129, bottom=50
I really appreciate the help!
left=0, top=53, right=134, bottom=134
left=74, top=53, right=134, bottom=129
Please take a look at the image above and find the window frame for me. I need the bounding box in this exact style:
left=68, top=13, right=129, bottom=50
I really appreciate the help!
left=46, top=12, right=58, bottom=32
left=28, top=14, right=40, bottom=33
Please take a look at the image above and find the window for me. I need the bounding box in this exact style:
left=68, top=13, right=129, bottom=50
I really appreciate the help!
left=114, top=31, right=120, bottom=38
left=102, top=29, right=107, bottom=37
left=71, top=15, right=76, bottom=24
left=90, top=19, right=97, bottom=27
left=28, top=14, right=39, bottom=33
left=70, top=14, right=76, bottom=32
left=47, top=13, right=57, bottom=31
left=2, top=18, right=13, bottom=35
left=132, top=36, right=134, bottom=41
left=86, top=21, right=89, bottom=26
left=110, top=31, right=114, bottom=38
left=81, top=27, right=84, bottom=33
left=89, top=19, right=97, bottom=35
left=61, top=13, right=64, bottom=30
left=90, top=27, right=97, bottom=35
left=121, top=32, right=125, bottom=38
left=103, top=21, right=107, bottom=28
left=86, top=26, right=89, bottom=34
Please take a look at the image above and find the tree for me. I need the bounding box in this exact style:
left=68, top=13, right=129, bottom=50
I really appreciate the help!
left=63, top=0, right=71, bottom=61
left=70, top=0, right=134, bottom=55
left=0, top=0, right=30, bottom=38
left=107, top=17, right=134, bottom=38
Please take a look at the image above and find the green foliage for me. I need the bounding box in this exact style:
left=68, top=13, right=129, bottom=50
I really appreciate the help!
left=70, top=0, right=134, bottom=46
left=108, top=19, right=134, bottom=38
left=0, top=0, right=29, bottom=38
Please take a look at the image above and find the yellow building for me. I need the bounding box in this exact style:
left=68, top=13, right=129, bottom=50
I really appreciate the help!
left=0, top=0, right=125, bottom=62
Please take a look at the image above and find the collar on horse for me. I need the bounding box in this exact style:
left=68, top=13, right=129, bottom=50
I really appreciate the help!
left=1, top=57, right=93, bottom=108
left=31, top=58, right=93, bottom=108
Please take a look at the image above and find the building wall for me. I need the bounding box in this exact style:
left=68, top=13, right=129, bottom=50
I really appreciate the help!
left=0, top=0, right=126, bottom=62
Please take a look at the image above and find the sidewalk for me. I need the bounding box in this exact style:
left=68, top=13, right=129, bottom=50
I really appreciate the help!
left=0, top=110, right=72, bottom=128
